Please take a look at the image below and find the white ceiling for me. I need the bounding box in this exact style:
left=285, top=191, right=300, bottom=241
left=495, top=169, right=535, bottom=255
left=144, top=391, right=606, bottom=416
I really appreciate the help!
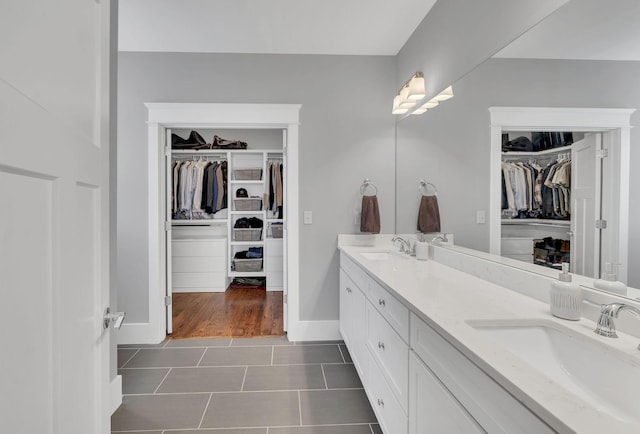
left=118, top=0, right=640, bottom=61
left=118, top=0, right=437, bottom=55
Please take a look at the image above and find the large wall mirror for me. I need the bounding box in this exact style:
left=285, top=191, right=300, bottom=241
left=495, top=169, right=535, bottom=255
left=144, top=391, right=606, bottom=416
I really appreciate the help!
left=395, top=0, right=640, bottom=299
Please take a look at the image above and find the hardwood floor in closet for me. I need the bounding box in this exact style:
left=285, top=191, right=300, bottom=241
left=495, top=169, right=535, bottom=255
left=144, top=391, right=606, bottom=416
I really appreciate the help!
left=171, top=286, right=284, bottom=338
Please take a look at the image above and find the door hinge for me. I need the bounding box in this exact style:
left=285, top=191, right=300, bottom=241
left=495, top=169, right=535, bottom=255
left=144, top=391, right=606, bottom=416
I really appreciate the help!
left=596, top=149, right=609, bottom=159
left=596, top=219, right=608, bottom=229
left=283, top=294, right=287, bottom=304
left=165, top=221, right=172, bottom=231
left=165, top=295, right=172, bottom=306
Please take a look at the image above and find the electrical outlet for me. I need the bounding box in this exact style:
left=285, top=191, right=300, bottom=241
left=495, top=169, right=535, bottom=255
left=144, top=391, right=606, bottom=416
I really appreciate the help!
left=476, top=210, right=486, bottom=224
left=354, top=210, right=361, bottom=225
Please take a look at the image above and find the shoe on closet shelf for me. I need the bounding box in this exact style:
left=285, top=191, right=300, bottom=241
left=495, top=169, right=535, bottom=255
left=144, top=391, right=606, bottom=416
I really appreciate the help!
left=171, top=131, right=208, bottom=149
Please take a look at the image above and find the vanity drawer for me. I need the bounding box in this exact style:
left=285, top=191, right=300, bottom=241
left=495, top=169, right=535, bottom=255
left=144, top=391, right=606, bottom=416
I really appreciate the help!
left=410, top=313, right=554, bottom=434
left=367, top=302, right=409, bottom=411
left=340, top=253, right=369, bottom=294
left=369, top=279, right=409, bottom=341
left=367, top=348, right=408, bottom=434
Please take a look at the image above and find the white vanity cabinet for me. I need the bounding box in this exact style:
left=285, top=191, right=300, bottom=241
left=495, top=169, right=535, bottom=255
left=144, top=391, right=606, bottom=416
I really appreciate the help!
left=338, top=251, right=557, bottom=434
left=409, top=351, right=484, bottom=434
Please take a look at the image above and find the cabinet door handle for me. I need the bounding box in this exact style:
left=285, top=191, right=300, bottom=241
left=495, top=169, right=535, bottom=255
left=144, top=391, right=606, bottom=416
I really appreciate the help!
left=378, top=341, right=385, bottom=350
left=377, top=398, right=384, bottom=407
left=378, top=298, right=386, bottom=307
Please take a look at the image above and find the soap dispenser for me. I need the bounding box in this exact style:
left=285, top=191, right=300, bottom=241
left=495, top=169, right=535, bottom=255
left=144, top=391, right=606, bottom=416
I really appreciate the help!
left=593, top=263, right=627, bottom=296
left=550, top=263, right=582, bottom=320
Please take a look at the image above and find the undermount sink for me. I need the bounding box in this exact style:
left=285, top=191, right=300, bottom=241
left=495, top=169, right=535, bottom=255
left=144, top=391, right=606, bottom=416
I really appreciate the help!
left=468, top=319, right=640, bottom=424
left=361, top=251, right=407, bottom=261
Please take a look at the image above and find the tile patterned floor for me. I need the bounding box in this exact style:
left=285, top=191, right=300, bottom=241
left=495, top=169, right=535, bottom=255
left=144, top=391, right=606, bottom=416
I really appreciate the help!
left=113, top=337, right=381, bottom=434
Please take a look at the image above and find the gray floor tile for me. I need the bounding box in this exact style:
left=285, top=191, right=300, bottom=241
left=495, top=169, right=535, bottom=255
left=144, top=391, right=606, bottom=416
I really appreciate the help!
left=339, top=344, right=353, bottom=363
left=118, top=349, right=138, bottom=368
left=118, top=339, right=168, bottom=349
left=231, top=336, right=292, bottom=346
left=201, top=391, right=300, bottom=428
left=112, top=431, right=162, bottom=434
left=166, top=338, right=232, bottom=348
left=123, top=348, right=206, bottom=368
left=370, top=423, right=383, bottom=434
left=157, top=366, right=246, bottom=393
left=119, top=368, right=170, bottom=394
left=269, top=425, right=374, bottom=434
left=111, top=394, right=210, bottom=431
left=273, top=345, right=344, bottom=365
left=165, top=430, right=267, bottom=434
left=294, top=340, right=344, bottom=345
left=322, top=364, right=362, bottom=389
left=243, top=364, right=326, bottom=391
left=200, top=346, right=272, bottom=366
left=300, top=390, right=377, bottom=425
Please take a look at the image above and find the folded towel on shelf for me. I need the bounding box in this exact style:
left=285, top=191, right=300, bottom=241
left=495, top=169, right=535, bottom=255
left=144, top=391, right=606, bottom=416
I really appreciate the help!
left=360, top=195, right=381, bottom=234
left=417, top=195, right=441, bottom=233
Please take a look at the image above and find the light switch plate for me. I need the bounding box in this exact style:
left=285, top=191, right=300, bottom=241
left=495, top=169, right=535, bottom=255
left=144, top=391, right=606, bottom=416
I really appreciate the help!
left=304, top=211, right=313, bottom=225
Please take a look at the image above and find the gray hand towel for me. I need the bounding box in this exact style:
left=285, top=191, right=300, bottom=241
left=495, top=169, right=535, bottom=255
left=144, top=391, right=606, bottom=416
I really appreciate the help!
left=360, top=195, right=381, bottom=234
left=417, top=195, right=441, bottom=233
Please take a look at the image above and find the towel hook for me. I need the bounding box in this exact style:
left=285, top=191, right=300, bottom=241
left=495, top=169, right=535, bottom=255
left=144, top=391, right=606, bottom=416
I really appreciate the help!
left=419, top=179, right=437, bottom=196
left=360, top=178, right=378, bottom=195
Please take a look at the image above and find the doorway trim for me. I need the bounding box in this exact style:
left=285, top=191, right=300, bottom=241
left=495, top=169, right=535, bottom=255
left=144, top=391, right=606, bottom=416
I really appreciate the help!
left=489, top=107, right=635, bottom=282
left=123, top=103, right=301, bottom=343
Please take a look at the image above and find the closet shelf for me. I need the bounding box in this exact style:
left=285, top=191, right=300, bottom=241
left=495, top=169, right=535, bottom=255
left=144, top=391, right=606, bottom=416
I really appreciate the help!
left=229, top=180, right=263, bottom=184
left=231, top=210, right=266, bottom=215
left=502, top=219, right=570, bottom=228
left=229, top=271, right=266, bottom=278
left=172, top=219, right=228, bottom=226
left=502, top=144, right=572, bottom=158
left=230, top=241, right=264, bottom=246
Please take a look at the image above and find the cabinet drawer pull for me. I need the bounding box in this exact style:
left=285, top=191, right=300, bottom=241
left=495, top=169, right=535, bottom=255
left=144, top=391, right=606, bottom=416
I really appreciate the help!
left=346, top=287, right=352, bottom=293
left=378, top=341, right=385, bottom=350
left=378, top=298, right=386, bottom=307
left=377, top=398, right=384, bottom=407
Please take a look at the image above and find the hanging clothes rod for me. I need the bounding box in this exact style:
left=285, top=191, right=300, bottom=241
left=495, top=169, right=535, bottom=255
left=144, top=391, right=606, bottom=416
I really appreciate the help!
left=360, top=179, right=378, bottom=195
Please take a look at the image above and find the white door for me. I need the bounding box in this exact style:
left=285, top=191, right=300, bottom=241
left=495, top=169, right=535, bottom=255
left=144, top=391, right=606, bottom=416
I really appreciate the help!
left=165, top=129, right=173, bottom=333
left=0, top=1, right=113, bottom=433
left=571, top=133, right=602, bottom=277
left=282, top=130, right=289, bottom=331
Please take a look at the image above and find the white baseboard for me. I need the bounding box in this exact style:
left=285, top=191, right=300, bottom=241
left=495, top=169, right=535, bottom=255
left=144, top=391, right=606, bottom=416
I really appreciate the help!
left=109, top=375, right=122, bottom=415
left=287, top=320, right=341, bottom=342
left=117, top=322, right=165, bottom=345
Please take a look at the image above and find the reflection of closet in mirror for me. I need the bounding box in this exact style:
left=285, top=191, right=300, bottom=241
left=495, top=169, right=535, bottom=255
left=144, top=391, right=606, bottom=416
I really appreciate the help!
left=500, top=132, right=583, bottom=271
left=489, top=107, right=635, bottom=282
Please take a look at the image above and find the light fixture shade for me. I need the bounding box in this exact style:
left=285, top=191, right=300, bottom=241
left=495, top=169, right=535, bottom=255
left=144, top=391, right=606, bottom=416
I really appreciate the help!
left=392, top=95, right=408, bottom=114
left=407, top=76, right=426, bottom=101
left=398, top=86, right=416, bottom=109
left=421, top=99, right=439, bottom=109
left=434, top=85, right=454, bottom=101
left=411, top=107, right=427, bottom=115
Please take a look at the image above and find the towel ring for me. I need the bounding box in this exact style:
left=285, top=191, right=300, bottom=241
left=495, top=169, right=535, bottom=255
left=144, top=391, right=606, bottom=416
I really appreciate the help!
left=360, top=179, right=378, bottom=195
left=419, top=180, right=437, bottom=196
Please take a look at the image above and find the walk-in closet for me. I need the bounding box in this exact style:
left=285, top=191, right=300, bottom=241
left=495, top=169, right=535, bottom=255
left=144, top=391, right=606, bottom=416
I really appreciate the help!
left=165, top=127, right=286, bottom=338
left=500, top=130, right=583, bottom=271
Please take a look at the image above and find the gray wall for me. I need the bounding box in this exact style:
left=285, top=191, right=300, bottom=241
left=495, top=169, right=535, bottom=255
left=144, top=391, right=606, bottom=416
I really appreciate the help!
left=395, top=58, right=640, bottom=287
left=117, top=53, right=397, bottom=323
left=395, top=0, right=568, bottom=99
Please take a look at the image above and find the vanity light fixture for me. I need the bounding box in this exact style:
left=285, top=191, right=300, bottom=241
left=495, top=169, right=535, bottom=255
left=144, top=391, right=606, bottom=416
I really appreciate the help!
left=392, top=72, right=425, bottom=114
left=433, top=85, right=454, bottom=101
left=411, top=98, right=439, bottom=115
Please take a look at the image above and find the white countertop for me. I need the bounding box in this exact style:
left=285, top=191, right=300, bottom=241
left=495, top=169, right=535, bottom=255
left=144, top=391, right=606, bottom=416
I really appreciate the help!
left=339, top=241, right=640, bottom=434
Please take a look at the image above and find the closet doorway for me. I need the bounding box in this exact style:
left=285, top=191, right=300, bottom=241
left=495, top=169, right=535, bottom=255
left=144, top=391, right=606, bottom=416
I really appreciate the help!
left=489, top=107, right=634, bottom=281
left=145, top=103, right=302, bottom=343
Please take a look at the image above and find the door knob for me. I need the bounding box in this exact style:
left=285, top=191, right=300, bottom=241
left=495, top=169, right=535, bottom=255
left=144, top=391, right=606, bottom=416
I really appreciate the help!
left=103, top=307, right=126, bottom=330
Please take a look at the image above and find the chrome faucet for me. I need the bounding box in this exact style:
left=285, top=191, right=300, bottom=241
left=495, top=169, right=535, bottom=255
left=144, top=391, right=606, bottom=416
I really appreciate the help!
left=392, top=235, right=412, bottom=255
left=594, top=303, right=640, bottom=349
left=430, top=234, right=448, bottom=245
